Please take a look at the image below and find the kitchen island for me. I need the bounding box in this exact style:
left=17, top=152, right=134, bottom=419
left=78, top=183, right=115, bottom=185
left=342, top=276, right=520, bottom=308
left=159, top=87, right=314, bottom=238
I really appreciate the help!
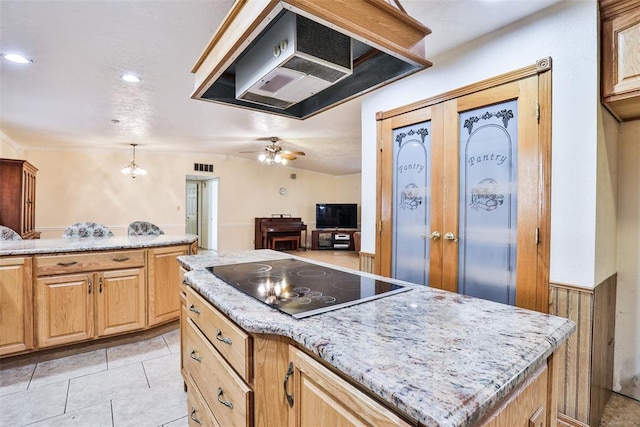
left=0, top=234, right=198, bottom=357
left=179, top=250, right=575, bottom=427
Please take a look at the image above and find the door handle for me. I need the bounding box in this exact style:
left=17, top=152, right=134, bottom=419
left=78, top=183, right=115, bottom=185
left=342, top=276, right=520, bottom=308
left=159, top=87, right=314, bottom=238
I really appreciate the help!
left=421, top=231, right=440, bottom=240
left=444, top=232, right=458, bottom=242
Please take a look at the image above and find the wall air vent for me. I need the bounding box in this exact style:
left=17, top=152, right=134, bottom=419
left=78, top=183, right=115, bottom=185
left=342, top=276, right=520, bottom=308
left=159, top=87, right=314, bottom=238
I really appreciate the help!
left=191, top=0, right=432, bottom=120
left=194, top=163, right=214, bottom=173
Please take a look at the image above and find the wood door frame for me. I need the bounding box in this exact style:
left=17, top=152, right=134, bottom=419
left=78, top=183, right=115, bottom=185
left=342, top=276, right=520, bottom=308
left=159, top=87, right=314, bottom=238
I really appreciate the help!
left=375, top=58, right=552, bottom=313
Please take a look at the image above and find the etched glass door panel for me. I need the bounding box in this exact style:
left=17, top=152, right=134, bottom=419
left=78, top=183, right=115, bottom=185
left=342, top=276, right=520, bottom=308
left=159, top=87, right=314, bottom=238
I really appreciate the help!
left=458, top=101, right=518, bottom=305
left=392, top=122, right=431, bottom=285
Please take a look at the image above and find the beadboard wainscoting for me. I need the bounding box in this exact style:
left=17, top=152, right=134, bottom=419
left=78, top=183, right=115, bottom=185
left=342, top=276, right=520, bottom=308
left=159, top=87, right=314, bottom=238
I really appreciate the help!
left=359, top=251, right=375, bottom=273
left=549, top=275, right=617, bottom=427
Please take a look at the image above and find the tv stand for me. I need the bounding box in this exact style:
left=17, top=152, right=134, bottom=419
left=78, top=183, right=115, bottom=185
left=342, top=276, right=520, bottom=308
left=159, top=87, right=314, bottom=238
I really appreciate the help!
left=311, top=229, right=357, bottom=251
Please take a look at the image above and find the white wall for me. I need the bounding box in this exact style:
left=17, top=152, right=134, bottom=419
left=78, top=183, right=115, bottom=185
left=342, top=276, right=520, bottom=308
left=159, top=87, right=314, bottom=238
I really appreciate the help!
left=360, top=1, right=600, bottom=287
left=2, top=144, right=360, bottom=251
left=615, top=119, right=640, bottom=400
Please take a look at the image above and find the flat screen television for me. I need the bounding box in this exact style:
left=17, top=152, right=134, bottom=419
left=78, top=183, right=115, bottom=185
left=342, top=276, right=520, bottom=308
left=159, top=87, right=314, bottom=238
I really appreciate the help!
left=315, top=203, right=357, bottom=229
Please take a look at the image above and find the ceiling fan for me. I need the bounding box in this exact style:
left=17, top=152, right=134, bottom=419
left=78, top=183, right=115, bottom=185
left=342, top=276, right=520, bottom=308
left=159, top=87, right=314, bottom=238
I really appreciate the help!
left=240, top=137, right=305, bottom=165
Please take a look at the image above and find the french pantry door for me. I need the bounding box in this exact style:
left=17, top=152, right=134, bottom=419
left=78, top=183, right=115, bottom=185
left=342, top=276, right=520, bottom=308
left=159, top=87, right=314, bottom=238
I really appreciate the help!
left=375, top=62, right=551, bottom=312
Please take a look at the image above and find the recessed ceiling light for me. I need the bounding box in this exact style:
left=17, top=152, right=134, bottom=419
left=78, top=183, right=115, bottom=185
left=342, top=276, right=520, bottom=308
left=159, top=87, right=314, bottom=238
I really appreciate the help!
left=2, top=53, right=32, bottom=64
left=121, top=73, right=141, bottom=83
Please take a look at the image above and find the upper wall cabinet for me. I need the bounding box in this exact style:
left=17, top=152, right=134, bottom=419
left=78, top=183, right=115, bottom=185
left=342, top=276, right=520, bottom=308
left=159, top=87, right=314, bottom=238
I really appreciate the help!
left=601, top=0, right=640, bottom=121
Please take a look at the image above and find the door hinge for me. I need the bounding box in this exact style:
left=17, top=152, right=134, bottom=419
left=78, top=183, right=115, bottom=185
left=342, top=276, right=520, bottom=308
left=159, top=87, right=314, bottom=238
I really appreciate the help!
left=535, top=227, right=540, bottom=245
left=535, top=103, right=540, bottom=123
left=378, top=220, right=383, bottom=232
left=379, top=139, right=383, bottom=152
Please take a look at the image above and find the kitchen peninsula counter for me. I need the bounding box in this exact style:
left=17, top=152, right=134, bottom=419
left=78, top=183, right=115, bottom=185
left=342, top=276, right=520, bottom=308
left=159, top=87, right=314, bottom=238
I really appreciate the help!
left=179, top=250, right=575, bottom=427
left=0, top=234, right=198, bottom=256
left=0, top=234, right=198, bottom=358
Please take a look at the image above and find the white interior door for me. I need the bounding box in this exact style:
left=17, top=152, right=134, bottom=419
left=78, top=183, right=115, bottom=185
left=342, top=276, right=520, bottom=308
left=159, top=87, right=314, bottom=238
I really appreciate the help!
left=185, top=181, right=199, bottom=244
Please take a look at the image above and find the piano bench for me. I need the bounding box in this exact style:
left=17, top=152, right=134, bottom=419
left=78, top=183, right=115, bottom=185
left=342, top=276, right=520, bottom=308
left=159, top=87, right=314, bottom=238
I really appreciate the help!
left=269, top=236, right=300, bottom=251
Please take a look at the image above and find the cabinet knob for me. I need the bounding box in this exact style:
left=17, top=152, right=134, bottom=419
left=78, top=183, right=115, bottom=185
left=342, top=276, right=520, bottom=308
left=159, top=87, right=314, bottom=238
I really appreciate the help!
left=217, top=387, right=234, bottom=409
left=188, top=304, right=201, bottom=314
left=189, top=350, right=201, bottom=363
left=190, top=408, right=202, bottom=425
left=216, top=329, right=233, bottom=345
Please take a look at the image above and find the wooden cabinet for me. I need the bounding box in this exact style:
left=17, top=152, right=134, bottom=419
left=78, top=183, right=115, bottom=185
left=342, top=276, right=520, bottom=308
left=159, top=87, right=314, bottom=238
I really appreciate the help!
left=183, top=286, right=253, bottom=426
left=0, top=257, right=33, bottom=356
left=148, top=245, right=189, bottom=326
left=601, top=0, right=640, bottom=121
left=0, top=158, right=39, bottom=239
left=288, top=346, right=411, bottom=427
left=35, top=250, right=146, bottom=348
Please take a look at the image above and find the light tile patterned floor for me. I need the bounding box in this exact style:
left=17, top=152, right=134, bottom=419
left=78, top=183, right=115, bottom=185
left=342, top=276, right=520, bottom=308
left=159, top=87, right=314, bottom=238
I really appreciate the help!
left=1, top=249, right=638, bottom=426
left=0, top=329, right=187, bottom=427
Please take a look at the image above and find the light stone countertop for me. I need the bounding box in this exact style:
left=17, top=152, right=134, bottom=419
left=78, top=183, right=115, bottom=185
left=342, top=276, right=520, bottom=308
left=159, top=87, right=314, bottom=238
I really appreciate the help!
left=0, top=234, right=198, bottom=256
left=179, top=249, right=575, bottom=427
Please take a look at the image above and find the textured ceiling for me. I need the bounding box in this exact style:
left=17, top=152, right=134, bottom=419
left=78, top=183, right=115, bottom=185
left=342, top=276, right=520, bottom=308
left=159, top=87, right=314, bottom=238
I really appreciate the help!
left=0, top=0, right=561, bottom=176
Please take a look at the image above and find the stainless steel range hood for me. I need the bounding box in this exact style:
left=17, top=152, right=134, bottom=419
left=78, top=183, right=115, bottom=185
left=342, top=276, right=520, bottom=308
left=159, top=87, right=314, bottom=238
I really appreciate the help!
left=191, top=0, right=432, bottom=120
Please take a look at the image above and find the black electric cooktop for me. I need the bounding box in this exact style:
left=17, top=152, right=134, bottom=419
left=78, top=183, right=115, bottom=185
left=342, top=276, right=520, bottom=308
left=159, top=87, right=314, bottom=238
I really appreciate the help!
left=206, top=258, right=409, bottom=319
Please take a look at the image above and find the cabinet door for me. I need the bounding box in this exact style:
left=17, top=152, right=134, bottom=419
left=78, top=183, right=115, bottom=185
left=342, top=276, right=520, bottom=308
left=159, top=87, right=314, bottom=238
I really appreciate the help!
left=0, top=257, right=33, bottom=356
left=36, top=273, right=94, bottom=348
left=148, top=246, right=188, bottom=326
left=288, top=346, right=410, bottom=427
left=95, top=268, right=146, bottom=337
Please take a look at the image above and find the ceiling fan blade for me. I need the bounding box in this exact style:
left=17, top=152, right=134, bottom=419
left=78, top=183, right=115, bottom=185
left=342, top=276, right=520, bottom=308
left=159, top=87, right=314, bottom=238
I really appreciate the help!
left=280, top=154, right=297, bottom=160
left=238, top=150, right=263, bottom=154
left=283, top=150, right=305, bottom=156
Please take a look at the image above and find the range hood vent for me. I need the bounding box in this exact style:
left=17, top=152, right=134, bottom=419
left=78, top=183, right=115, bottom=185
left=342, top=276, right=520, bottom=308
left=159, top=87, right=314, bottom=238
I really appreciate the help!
left=192, top=0, right=432, bottom=120
left=236, top=12, right=352, bottom=110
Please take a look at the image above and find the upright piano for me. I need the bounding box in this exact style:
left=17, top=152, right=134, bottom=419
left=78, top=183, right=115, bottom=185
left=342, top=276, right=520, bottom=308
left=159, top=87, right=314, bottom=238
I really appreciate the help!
left=254, top=217, right=307, bottom=250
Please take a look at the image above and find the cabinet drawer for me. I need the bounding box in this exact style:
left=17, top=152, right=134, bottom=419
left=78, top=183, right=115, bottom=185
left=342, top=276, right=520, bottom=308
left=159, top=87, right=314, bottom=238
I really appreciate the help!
left=186, top=286, right=252, bottom=382
left=36, top=250, right=145, bottom=276
left=186, top=374, right=221, bottom=427
left=185, top=317, right=253, bottom=427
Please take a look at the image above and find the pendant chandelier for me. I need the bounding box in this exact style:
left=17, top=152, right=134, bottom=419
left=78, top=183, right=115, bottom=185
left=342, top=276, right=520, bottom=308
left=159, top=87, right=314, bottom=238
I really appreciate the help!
left=120, top=143, right=147, bottom=178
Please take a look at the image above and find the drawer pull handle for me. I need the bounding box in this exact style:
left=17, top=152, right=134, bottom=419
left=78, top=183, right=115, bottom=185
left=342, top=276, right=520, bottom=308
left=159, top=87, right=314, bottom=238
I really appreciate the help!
left=216, top=329, right=232, bottom=345
left=190, top=408, right=202, bottom=424
left=189, top=350, right=201, bottom=362
left=217, top=387, right=233, bottom=409
left=112, top=256, right=130, bottom=262
left=284, top=361, right=294, bottom=408
left=56, top=261, right=78, bottom=267
left=189, top=304, right=201, bottom=314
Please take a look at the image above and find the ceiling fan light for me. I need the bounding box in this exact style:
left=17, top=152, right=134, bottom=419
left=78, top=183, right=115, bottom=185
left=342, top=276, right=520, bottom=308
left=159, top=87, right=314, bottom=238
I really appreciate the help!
left=258, top=153, right=267, bottom=162
left=274, top=154, right=282, bottom=163
left=280, top=158, right=288, bottom=165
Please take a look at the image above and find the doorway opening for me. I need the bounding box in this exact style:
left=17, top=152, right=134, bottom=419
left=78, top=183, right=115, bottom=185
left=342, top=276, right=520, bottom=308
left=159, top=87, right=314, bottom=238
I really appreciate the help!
left=185, top=176, right=218, bottom=251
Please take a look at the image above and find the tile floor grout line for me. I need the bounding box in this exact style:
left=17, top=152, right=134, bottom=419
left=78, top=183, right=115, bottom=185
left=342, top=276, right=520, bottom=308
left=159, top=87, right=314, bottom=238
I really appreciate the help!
left=63, top=378, right=70, bottom=414
left=141, top=361, right=151, bottom=388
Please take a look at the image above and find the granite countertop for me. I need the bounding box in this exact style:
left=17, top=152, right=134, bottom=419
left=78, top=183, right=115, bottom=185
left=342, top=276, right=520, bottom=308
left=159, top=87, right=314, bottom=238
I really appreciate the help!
left=0, top=234, right=198, bottom=256
left=179, top=250, right=575, bottom=427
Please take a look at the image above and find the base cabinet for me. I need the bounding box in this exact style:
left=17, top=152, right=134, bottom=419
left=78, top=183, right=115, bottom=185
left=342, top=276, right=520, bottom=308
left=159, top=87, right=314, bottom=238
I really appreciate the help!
left=35, top=268, right=146, bottom=348
left=148, top=245, right=189, bottom=326
left=0, top=257, right=33, bottom=356
left=288, top=346, right=411, bottom=427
